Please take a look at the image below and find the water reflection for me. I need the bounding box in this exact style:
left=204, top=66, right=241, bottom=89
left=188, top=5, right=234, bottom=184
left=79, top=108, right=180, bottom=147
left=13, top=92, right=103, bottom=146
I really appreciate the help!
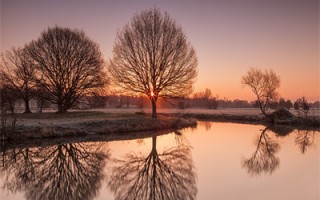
left=198, top=121, right=212, bottom=131
left=107, top=134, right=197, bottom=200
left=295, top=130, right=316, bottom=154
left=0, top=122, right=318, bottom=200
left=267, top=125, right=294, bottom=137
left=0, top=142, right=109, bottom=200
left=242, top=126, right=319, bottom=176
left=242, top=127, right=280, bottom=176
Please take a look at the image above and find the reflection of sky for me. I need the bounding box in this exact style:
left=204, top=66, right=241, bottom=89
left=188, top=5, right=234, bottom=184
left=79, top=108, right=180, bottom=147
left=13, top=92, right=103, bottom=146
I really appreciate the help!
left=104, top=123, right=320, bottom=200
left=0, top=122, right=319, bottom=200
left=1, top=0, right=319, bottom=101
left=187, top=122, right=319, bottom=200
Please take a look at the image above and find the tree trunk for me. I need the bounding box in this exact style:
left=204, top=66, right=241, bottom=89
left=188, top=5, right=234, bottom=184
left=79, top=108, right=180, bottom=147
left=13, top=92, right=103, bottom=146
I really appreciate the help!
left=258, top=100, right=273, bottom=121
left=38, top=100, right=43, bottom=113
left=23, top=99, right=32, bottom=114
left=57, top=103, right=66, bottom=113
left=151, top=98, right=157, bottom=118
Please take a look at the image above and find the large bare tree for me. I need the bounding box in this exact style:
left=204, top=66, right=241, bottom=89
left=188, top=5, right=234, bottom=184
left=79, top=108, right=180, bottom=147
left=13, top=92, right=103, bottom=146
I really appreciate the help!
left=241, top=68, right=280, bottom=118
left=109, top=8, right=197, bottom=118
left=25, top=26, right=107, bottom=113
left=0, top=48, right=36, bottom=113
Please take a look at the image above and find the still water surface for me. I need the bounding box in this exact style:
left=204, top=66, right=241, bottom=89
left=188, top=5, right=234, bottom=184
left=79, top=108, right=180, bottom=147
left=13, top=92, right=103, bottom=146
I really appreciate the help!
left=0, top=122, right=319, bottom=200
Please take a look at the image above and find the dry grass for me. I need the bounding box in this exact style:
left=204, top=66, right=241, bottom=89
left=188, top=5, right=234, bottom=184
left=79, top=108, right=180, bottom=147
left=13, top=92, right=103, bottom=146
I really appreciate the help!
left=4, top=107, right=318, bottom=140
left=6, top=112, right=196, bottom=140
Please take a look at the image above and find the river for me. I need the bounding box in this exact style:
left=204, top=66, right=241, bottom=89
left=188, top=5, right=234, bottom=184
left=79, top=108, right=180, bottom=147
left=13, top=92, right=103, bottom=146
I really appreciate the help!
left=0, top=121, right=319, bottom=200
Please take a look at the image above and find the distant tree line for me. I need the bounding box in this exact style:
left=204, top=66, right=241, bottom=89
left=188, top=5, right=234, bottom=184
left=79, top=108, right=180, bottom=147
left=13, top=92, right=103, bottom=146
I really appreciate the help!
left=74, top=90, right=319, bottom=112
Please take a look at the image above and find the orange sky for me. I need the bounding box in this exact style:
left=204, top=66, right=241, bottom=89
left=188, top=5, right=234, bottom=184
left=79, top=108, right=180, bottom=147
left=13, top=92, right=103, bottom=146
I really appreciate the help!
left=1, top=0, right=319, bottom=101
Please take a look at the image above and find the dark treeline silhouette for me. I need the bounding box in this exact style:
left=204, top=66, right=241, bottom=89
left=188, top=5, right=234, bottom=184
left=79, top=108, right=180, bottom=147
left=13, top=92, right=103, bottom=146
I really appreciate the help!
left=77, top=94, right=320, bottom=111
left=2, top=88, right=319, bottom=113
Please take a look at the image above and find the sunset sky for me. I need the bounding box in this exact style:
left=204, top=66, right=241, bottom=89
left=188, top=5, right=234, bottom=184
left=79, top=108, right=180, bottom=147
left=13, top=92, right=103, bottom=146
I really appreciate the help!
left=1, top=0, right=319, bottom=101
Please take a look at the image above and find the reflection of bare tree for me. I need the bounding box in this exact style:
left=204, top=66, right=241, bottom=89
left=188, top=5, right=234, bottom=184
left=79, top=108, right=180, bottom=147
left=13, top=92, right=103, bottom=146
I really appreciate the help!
left=108, top=136, right=197, bottom=200
left=174, top=130, right=190, bottom=146
left=0, top=147, right=37, bottom=193
left=295, top=130, right=316, bottom=154
left=0, top=142, right=109, bottom=200
left=242, top=127, right=280, bottom=176
left=198, top=121, right=212, bottom=131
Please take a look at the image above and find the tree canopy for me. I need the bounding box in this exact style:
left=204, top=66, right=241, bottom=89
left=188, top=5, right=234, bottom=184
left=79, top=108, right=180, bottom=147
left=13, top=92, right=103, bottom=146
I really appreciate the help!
left=25, top=26, right=107, bottom=113
left=109, top=8, right=197, bottom=118
left=0, top=48, right=35, bottom=113
left=241, top=68, right=280, bottom=118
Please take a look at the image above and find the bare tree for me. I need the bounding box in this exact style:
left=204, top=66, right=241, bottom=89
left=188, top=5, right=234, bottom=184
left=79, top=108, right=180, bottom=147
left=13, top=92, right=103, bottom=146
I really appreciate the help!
left=241, top=68, right=280, bottom=118
left=25, top=26, right=107, bottom=113
left=109, top=8, right=197, bottom=118
left=0, top=48, right=36, bottom=113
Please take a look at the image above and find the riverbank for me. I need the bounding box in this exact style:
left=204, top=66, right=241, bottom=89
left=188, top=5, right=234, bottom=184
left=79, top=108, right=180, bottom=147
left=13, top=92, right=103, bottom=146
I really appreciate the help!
left=172, top=113, right=320, bottom=128
left=1, top=108, right=319, bottom=140
left=92, top=107, right=320, bottom=127
left=1, top=112, right=197, bottom=140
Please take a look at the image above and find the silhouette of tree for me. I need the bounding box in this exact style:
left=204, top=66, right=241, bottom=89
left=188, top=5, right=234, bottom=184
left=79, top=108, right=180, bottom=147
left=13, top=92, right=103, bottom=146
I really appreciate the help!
left=25, top=26, right=107, bottom=113
left=293, top=96, right=310, bottom=117
left=242, top=127, right=280, bottom=176
left=107, top=135, right=197, bottom=200
left=295, top=130, right=316, bottom=154
left=192, top=88, right=218, bottom=109
left=0, top=142, right=109, bottom=200
left=0, top=47, right=36, bottom=113
left=0, top=84, right=21, bottom=114
left=279, top=98, right=292, bottom=109
left=109, top=8, right=197, bottom=118
left=241, top=68, right=280, bottom=118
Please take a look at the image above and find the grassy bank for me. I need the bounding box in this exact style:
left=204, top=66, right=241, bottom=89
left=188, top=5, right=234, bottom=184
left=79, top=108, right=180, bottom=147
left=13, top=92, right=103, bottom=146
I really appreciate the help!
left=2, top=108, right=318, bottom=140
left=1, top=112, right=196, bottom=140
left=172, top=112, right=320, bottom=128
